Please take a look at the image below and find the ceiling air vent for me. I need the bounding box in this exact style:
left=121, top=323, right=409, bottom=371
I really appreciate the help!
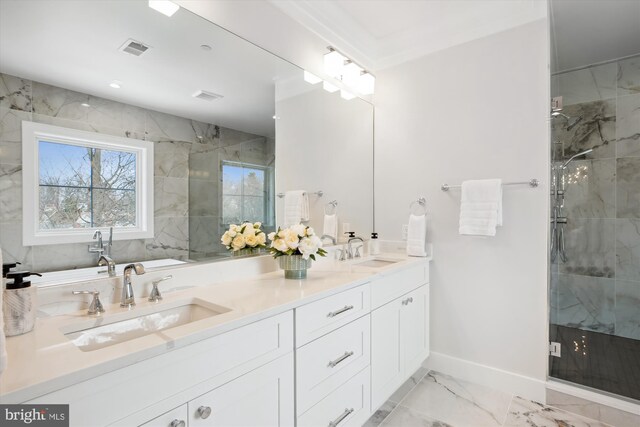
left=192, top=90, right=224, bottom=102
left=119, top=39, right=150, bottom=56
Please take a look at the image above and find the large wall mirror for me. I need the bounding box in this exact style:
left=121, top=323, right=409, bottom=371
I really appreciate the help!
left=0, top=0, right=373, bottom=281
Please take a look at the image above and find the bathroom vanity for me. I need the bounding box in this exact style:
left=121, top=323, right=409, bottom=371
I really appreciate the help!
left=0, top=254, right=430, bottom=427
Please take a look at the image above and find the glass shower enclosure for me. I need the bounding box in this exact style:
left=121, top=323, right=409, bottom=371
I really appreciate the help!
left=548, top=0, right=640, bottom=402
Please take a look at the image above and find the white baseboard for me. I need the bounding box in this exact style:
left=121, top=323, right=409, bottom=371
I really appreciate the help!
left=423, top=351, right=546, bottom=402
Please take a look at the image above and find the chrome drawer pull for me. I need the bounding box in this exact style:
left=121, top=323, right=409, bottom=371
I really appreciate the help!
left=327, top=305, right=354, bottom=318
left=197, top=406, right=212, bottom=419
left=170, top=420, right=185, bottom=427
left=328, top=408, right=354, bottom=427
left=328, top=351, right=354, bottom=368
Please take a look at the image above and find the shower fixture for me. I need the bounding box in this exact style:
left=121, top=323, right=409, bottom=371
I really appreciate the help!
left=552, top=110, right=583, bottom=131
left=550, top=148, right=594, bottom=262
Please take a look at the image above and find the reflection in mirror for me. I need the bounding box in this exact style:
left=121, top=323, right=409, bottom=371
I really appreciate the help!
left=0, top=0, right=374, bottom=282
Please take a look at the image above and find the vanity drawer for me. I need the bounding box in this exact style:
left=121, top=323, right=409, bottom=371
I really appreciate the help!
left=297, top=367, right=370, bottom=427
left=371, top=264, right=428, bottom=309
left=139, top=404, right=188, bottom=427
left=296, top=283, right=370, bottom=346
left=296, top=314, right=370, bottom=414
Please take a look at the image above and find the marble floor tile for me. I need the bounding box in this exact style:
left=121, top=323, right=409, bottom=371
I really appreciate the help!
left=400, top=371, right=512, bottom=426
left=389, top=366, right=429, bottom=404
left=504, top=396, right=611, bottom=426
left=555, top=274, right=615, bottom=334
left=380, top=405, right=452, bottom=427
left=616, top=94, right=640, bottom=158
left=546, top=389, right=640, bottom=427
left=363, top=400, right=398, bottom=427
left=615, top=219, right=640, bottom=282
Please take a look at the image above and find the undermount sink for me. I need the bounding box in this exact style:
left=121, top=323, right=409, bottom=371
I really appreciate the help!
left=61, top=299, right=229, bottom=352
left=353, top=257, right=402, bottom=268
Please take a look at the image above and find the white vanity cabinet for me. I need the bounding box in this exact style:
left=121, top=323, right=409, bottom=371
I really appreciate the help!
left=371, top=265, right=430, bottom=411
left=140, top=405, right=188, bottom=427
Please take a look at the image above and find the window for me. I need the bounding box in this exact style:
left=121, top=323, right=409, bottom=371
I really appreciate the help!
left=22, top=121, right=153, bottom=245
left=222, top=162, right=273, bottom=226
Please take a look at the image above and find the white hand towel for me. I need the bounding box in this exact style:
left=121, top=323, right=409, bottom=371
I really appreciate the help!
left=284, top=190, right=309, bottom=227
left=406, top=214, right=427, bottom=257
left=0, top=248, right=7, bottom=376
left=323, top=214, right=338, bottom=241
left=459, top=179, right=502, bottom=236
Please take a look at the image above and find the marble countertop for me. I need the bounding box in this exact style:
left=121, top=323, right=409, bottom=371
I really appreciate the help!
left=0, top=253, right=430, bottom=403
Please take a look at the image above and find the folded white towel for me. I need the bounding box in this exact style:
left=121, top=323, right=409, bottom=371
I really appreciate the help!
left=0, top=248, right=7, bottom=376
left=406, top=214, right=427, bottom=257
left=284, top=190, right=309, bottom=227
left=459, top=179, right=502, bottom=236
left=322, top=214, right=338, bottom=241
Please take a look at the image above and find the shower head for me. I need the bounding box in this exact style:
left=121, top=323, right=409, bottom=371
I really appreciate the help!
left=562, top=148, right=594, bottom=168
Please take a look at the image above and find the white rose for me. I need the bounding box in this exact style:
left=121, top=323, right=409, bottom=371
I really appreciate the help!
left=256, top=232, right=266, bottom=245
left=221, top=231, right=232, bottom=246
left=268, top=231, right=276, bottom=241
left=284, top=232, right=300, bottom=250
left=228, top=230, right=237, bottom=238
left=298, top=237, right=317, bottom=260
left=273, top=239, right=288, bottom=252
left=254, top=222, right=262, bottom=229
left=310, top=234, right=323, bottom=248
left=245, top=234, right=258, bottom=247
left=291, top=224, right=306, bottom=237
left=243, top=224, right=256, bottom=237
left=232, top=235, right=246, bottom=250
left=306, top=227, right=314, bottom=236
left=230, top=224, right=238, bottom=232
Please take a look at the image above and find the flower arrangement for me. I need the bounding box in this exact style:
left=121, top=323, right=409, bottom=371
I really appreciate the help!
left=267, top=224, right=327, bottom=260
left=221, top=222, right=267, bottom=252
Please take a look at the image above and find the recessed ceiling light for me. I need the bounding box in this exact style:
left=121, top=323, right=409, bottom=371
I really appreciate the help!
left=148, top=1, right=180, bottom=17
left=322, top=81, right=339, bottom=93
left=109, top=80, right=122, bottom=89
left=81, top=103, right=90, bottom=108
left=200, top=44, right=212, bottom=51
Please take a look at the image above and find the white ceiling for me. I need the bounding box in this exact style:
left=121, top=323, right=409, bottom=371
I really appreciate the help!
left=270, top=0, right=547, bottom=70
left=550, top=0, right=640, bottom=73
left=0, top=0, right=301, bottom=137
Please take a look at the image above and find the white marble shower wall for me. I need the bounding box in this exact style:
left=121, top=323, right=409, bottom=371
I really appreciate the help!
left=0, top=72, right=272, bottom=272
left=550, top=56, right=640, bottom=340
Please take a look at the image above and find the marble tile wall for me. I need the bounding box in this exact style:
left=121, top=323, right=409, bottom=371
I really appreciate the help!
left=0, top=72, right=273, bottom=272
left=550, top=56, right=640, bottom=341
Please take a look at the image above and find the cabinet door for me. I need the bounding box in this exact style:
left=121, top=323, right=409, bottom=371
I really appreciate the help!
left=188, top=353, right=294, bottom=427
left=370, top=298, right=403, bottom=411
left=139, top=405, right=188, bottom=427
left=401, top=285, right=429, bottom=375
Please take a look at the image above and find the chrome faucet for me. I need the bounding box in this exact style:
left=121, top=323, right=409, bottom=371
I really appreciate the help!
left=88, top=227, right=113, bottom=258
left=347, top=236, right=364, bottom=259
left=321, top=234, right=337, bottom=245
left=121, top=263, right=145, bottom=308
left=98, top=254, right=116, bottom=277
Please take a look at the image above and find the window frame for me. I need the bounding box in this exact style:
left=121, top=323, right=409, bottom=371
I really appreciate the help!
left=22, top=121, right=154, bottom=246
left=221, top=161, right=274, bottom=228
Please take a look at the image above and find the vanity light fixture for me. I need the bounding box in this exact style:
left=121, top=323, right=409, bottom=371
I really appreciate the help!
left=109, top=80, right=122, bottom=89
left=81, top=103, right=90, bottom=108
left=148, top=0, right=180, bottom=17
left=323, top=48, right=346, bottom=78
left=340, top=90, right=355, bottom=100
left=342, top=61, right=362, bottom=87
left=322, top=81, right=339, bottom=93
left=303, top=70, right=322, bottom=84
left=357, top=72, right=375, bottom=95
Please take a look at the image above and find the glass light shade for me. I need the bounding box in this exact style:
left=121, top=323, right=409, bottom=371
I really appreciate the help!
left=324, top=50, right=346, bottom=77
left=323, top=81, right=339, bottom=93
left=357, top=72, right=375, bottom=95
left=148, top=1, right=180, bottom=17
left=340, top=89, right=355, bottom=100
left=342, top=62, right=362, bottom=87
left=303, top=70, right=322, bottom=84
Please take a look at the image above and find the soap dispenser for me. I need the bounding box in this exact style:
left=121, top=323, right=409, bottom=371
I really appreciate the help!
left=370, top=232, right=380, bottom=255
left=3, top=270, right=41, bottom=336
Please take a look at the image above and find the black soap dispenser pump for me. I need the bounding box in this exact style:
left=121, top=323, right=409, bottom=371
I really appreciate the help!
left=3, top=270, right=41, bottom=336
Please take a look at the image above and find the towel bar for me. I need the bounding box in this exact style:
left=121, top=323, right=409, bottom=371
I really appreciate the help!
left=277, top=190, right=324, bottom=198
left=441, top=179, right=539, bottom=192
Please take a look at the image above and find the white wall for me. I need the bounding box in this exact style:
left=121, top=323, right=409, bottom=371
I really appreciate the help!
left=374, top=19, right=550, bottom=396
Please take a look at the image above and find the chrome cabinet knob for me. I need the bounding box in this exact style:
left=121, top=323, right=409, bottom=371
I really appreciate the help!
left=197, top=405, right=212, bottom=419
left=170, top=420, right=185, bottom=427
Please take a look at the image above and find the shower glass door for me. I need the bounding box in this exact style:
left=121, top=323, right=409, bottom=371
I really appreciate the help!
left=549, top=1, right=640, bottom=401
